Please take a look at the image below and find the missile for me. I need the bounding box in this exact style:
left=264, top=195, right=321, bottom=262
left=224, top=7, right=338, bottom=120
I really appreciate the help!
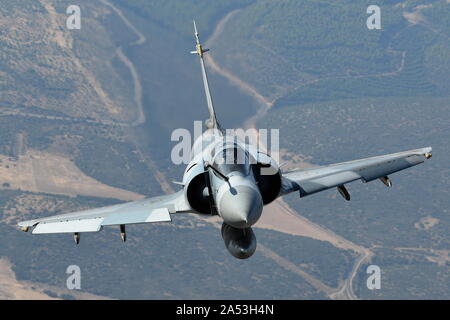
left=190, top=20, right=210, bottom=57
left=379, top=176, right=392, bottom=187
left=120, top=224, right=126, bottom=242
left=73, top=232, right=80, bottom=245
left=337, top=185, right=351, bottom=201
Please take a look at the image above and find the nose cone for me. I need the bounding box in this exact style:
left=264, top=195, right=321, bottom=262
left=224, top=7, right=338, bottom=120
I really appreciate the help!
left=219, top=185, right=263, bottom=228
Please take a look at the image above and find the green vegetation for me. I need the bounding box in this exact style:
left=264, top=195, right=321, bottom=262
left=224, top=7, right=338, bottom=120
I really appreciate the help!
left=74, top=133, right=162, bottom=196
left=111, top=0, right=255, bottom=38
left=258, top=229, right=356, bottom=288
left=0, top=114, right=160, bottom=195
left=1, top=0, right=448, bottom=299
left=259, top=97, right=449, bottom=250
left=275, top=23, right=440, bottom=106
left=0, top=194, right=329, bottom=299
left=354, top=247, right=450, bottom=299
left=240, top=0, right=450, bottom=299
left=258, top=96, right=450, bottom=298
left=210, top=0, right=449, bottom=103
left=0, top=0, right=138, bottom=122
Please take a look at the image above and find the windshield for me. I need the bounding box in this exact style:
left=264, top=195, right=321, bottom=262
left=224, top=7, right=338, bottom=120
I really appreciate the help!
left=212, top=145, right=250, bottom=176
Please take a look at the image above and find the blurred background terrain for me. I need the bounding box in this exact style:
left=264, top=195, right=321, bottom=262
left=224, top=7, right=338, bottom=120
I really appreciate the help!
left=0, top=0, right=448, bottom=299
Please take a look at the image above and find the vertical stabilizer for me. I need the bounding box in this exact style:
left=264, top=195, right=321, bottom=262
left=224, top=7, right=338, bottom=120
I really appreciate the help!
left=190, top=20, right=221, bottom=130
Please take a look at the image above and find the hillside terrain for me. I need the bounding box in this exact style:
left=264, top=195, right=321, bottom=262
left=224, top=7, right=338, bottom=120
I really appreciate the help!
left=0, top=0, right=448, bottom=299
left=210, top=0, right=450, bottom=299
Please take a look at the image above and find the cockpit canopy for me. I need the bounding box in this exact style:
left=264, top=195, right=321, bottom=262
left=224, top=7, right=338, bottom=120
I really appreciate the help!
left=212, top=143, right=250, bottom=176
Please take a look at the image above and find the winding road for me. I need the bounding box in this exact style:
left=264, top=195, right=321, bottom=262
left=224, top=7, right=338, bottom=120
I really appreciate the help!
left=100, top=0, right=147, bottom=126
left=204, top=9, right=375, bottom=300
left=38, top=2, right=375, bottom=300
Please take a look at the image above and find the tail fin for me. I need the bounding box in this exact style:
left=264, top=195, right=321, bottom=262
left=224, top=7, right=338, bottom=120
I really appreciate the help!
left=190, top=20, right=220, bottom=130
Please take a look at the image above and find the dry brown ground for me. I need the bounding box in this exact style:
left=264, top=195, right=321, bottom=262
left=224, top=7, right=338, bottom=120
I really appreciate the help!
left=0, top=257, right=111, bottom=300
left=414, top=216, right=440, bottom=230
left=0, top=150, right=144, bottom=201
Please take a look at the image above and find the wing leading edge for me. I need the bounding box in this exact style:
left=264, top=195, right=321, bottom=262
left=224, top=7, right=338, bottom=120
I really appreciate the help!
left=280, top=147, right=432, bottom=198
left=18, top=190, right=191, bottom=234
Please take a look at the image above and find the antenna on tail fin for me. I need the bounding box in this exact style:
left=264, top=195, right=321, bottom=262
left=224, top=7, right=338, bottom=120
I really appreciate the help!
left=190, top=20, right=221, bottom=131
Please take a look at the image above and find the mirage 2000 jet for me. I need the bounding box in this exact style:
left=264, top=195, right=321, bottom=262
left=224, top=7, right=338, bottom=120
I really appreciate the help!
left=18, top=22, right=432, bottom=259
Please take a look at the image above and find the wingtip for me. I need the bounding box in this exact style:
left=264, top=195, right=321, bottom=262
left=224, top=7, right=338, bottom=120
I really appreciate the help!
left=18, top=219, right=36, bottom=229
left=18, top=221, right=31, bottom=232
left=17, top=221, right=27, bottom=227
left=422, top=147, right=432, bottom=159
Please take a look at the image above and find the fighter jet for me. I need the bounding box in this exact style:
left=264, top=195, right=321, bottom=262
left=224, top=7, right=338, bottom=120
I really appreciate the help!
left=18, top=22, right=433, bottom=259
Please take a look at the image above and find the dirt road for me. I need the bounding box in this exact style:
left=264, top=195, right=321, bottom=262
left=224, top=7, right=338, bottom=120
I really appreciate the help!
left=203, top=9, right=375, bottom=299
